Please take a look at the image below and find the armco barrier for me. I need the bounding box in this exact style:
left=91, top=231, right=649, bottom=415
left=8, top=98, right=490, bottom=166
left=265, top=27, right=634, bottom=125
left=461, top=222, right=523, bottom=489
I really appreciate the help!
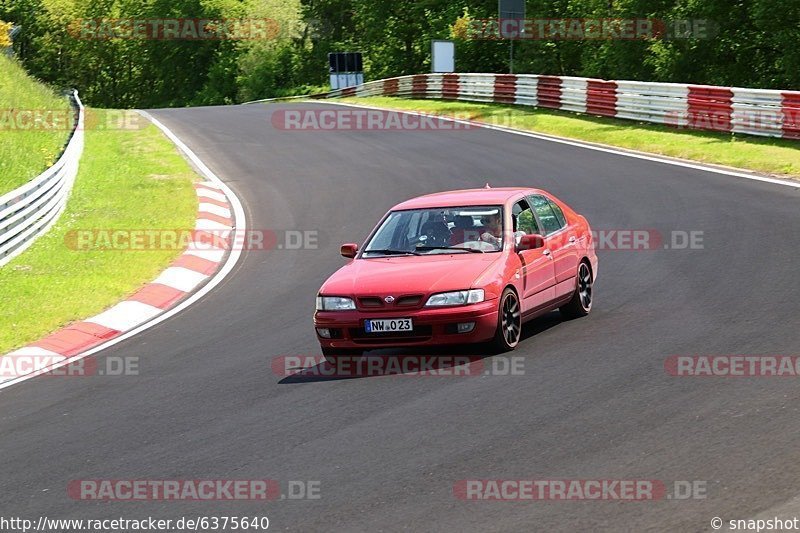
left=306, top=73, right=800, bottom=140
left=688, top=85, right=732, bottom=132
left=783, top=92, right=800, bottom=140
left=0, top=90, right=84, bottom=267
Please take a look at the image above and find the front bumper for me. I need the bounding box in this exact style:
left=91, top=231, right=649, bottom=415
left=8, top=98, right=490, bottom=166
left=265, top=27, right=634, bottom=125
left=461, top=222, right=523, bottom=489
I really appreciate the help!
left=314, top=299, right=499, bottom=349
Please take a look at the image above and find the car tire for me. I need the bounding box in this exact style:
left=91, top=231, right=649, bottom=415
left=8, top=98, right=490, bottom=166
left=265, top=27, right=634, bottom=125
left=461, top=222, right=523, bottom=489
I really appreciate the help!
left=321, top=347, right=362, bottom=366
left=559, top=261, right=593, bottom=319
left=491, top=288, right=522, bottom=353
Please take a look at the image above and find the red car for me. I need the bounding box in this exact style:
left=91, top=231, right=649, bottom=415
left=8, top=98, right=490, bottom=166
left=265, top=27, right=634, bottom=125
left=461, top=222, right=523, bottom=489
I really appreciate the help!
left=314, top=187, right=598, bottom=362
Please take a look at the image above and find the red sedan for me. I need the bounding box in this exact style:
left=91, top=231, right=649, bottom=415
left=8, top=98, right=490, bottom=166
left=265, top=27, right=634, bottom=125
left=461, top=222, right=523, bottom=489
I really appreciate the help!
left=314, top=187, right=598, bottom=361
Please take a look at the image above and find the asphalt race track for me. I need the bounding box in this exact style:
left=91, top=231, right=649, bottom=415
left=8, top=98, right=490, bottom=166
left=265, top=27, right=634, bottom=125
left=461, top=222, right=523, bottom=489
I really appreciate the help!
left=2, top=102, right=799, bottom=531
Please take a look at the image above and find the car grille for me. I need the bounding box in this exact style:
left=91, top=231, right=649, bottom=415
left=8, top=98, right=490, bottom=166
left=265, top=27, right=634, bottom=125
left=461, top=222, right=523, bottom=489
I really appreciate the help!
left=358, top=297, right=383, bottom=308
left=356, top=294, right=425, bottom=310
left=395, top=295, right=422, bottom=306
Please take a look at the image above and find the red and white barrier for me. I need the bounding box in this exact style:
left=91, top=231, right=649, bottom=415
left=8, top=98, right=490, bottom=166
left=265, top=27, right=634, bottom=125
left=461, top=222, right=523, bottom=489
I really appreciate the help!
left=312, top=73, right=800, bottom=140
left=688, top=85, right=733, bottom=132
left=731, top=88, right=782, bottom=137
left=536, top=75, right=562, bottom=109
left=559, top=77, right=588, bottom=113
left=493, top=74, right=517, bottom=104
left=586, top=80, right=617, bottom=117
left=781, top=92, right=800, bottom=140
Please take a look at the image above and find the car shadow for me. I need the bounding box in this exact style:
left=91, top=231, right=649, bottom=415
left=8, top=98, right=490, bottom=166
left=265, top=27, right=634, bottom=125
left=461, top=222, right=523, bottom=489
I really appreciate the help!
left=519, top=310, right=564, bottom=341
left=276, top=311, right=565, bottom=384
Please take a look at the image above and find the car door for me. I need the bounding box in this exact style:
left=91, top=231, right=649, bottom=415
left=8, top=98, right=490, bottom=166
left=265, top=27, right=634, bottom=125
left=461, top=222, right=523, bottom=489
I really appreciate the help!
left=528, top=194, right=579, bottom=300
left=512, top=198, right=556, bottom=312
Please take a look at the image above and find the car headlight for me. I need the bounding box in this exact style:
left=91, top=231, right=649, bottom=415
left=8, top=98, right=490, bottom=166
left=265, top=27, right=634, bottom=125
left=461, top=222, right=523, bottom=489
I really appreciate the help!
left=316, top=296, right=356, bottom=311
left=425, top=289, right=485, bottom=307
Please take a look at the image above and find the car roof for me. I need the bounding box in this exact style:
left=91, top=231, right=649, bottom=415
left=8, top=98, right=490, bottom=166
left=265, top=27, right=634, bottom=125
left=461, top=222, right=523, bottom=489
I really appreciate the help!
left=391, top=187, right=547, bottom=210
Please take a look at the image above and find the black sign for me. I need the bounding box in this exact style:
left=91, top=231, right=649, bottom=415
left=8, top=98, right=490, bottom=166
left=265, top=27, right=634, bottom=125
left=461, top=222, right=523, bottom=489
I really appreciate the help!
left=499, top=0, right=525, bottom=19
left=499, top=0, right=526, bottom=38
left=328, top=52, right=363, bottom=73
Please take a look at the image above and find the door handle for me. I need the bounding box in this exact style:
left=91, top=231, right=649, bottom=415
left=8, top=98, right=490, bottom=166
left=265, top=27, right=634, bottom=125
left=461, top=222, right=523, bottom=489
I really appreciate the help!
left=569, top=236, right=577, bottom=243
left=543, top=249, right=551, bottom=256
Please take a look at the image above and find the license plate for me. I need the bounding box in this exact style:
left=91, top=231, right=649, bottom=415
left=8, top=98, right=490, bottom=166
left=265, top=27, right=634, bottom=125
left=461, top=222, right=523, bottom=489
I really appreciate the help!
left=364, top=318, right=413, bottom=333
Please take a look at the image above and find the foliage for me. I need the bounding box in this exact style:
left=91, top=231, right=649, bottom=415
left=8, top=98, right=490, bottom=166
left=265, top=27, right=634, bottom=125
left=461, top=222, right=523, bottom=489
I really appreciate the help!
left=0, top=19, right=11, bottom=47
left=1, top=0, right=798, bottom=108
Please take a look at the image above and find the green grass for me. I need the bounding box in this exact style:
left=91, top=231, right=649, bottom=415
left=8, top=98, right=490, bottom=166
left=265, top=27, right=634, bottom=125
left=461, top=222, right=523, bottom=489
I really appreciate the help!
left=0, top=118, right=198, bottom=353
left=335, top=96, right=800, bottom=179
left=0, top=54, right=73, bottom=194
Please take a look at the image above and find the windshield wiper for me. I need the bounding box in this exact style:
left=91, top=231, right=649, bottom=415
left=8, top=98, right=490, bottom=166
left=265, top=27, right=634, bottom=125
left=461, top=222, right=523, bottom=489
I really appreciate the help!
left=415, top=245, right=484, bottom=254
left=363, top=248, right=421, bottom=256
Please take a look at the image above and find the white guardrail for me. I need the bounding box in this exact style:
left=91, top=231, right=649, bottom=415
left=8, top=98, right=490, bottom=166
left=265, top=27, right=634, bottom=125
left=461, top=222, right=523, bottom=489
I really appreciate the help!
left=309, top=73, right=800, bottom=140
left=0, top=90, right=84, bottom=267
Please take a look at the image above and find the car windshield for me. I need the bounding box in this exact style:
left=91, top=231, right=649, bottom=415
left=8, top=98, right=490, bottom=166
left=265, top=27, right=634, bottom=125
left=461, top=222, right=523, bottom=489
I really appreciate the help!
left=363, top=205, right=504, bottom=256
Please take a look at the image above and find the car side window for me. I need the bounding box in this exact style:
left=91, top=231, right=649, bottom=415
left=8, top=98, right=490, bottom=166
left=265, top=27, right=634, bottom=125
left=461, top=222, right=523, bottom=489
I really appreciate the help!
left=512, top=199, right=539, bottom=234
left=547, top=198, right=567, bottom=228
left=528, top=195, right=564, bottom=235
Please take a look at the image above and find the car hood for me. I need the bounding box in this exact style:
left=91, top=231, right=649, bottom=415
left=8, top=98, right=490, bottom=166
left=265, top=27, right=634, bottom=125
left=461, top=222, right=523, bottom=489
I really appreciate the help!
left=320, top=253, right=502, bottom=296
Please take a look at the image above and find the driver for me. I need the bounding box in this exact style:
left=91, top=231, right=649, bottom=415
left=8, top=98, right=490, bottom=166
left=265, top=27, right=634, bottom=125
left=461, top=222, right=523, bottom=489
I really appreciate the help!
left=480, top=213, right=503, bottom=248
left=420, top=215, right=451, bottom=247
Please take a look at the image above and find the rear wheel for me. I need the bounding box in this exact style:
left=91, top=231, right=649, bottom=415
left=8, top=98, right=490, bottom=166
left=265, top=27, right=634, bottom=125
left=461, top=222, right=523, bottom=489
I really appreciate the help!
left=560, top=261, right=593, bottom=319
left=491, top=288, right=522, bottom=352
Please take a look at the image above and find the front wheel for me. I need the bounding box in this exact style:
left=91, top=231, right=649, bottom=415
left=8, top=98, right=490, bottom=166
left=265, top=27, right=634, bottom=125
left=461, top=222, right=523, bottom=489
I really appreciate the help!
left=491, top=288, right=522, bottom=353
left=560, top=261, right=593, bottom=319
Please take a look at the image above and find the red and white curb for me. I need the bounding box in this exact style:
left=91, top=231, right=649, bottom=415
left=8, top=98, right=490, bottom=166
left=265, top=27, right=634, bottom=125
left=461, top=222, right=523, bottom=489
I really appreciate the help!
left=0, top=113, right=246, bottom=390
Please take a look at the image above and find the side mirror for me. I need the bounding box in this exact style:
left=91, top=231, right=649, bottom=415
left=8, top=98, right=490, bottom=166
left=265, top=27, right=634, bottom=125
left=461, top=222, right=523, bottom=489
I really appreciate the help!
left=517, top=233, right=544, bottom=251
left=340, top=243, right=358, bottom=258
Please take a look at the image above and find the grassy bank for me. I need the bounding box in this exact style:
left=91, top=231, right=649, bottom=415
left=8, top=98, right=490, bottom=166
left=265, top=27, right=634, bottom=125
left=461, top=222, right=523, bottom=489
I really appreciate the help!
left=336, top=96, right=800, bottom=179
left=0, top=55, right=73, bottom=194
left=0, top=118, right=198, bottom=353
